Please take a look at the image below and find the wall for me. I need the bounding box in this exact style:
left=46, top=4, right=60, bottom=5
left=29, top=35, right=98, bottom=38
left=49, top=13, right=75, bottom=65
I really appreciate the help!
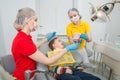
left=36, top=0, right=73, bottom=35
left=106, top=4, right=120, bottom=42
left=0, top=0, right=36, bottom=57
left=0, top=13, right=5, bottom=57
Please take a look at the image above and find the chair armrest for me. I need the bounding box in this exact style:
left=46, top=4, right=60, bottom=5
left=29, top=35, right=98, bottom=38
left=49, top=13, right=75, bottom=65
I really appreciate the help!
left=25, top=69, right=49, bottom=80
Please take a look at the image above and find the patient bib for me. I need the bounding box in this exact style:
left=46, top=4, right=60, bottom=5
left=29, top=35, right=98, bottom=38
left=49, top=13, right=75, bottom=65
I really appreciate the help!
left=47, top=49, right=76, bottom=69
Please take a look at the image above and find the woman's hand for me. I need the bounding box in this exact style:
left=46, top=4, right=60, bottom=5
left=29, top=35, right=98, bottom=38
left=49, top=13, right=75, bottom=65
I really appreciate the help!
left=80, top=34, right=88, bottom=41
left=65, top=68, right=73, bottom=74
left=65, top=42, right=81, bottom=51
left=46, top=32, right=56, bottom=41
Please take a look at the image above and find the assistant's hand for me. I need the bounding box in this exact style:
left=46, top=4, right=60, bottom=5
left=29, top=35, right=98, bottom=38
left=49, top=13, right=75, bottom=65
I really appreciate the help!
left=80, top=34, right=88, bottom=41
left=46, top=32, right=56, bottom=41
left=66, top=42, right=81, bottom=51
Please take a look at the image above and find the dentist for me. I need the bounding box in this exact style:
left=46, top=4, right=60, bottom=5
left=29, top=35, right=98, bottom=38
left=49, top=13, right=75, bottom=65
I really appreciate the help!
left=12, top=7, right=80, bottom=80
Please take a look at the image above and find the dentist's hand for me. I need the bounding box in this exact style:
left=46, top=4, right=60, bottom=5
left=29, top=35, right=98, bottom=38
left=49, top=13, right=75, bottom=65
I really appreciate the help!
left=46, top=32, right=56, bottom=41
left=80, top=34, right=88, bottom=41
left=65, top=42, right=81, bottom=51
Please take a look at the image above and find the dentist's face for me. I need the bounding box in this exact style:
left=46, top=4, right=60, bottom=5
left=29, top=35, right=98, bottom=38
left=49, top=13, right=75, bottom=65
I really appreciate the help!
left=24, top=16, right=39, bottom=32
left=27, top=16, right=38, bottom=32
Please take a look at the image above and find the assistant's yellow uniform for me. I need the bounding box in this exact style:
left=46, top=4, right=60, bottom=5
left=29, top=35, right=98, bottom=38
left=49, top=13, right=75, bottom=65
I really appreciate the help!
left=66, top=20, right=90, bottom=49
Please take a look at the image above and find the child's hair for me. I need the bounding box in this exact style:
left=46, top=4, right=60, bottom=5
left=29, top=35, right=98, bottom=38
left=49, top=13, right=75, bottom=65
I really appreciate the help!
left=48, top=37, right=58, bottom=50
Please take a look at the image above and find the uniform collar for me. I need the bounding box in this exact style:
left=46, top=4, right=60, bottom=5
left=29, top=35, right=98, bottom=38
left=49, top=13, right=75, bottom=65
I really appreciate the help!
left=19, top=31, right=32, bottom=39
left=71, top=20, right=83, bottom=28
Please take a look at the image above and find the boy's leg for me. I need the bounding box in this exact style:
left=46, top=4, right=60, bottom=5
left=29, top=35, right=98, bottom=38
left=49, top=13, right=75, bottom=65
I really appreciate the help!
left=72, top=69, right=101, bottom=80
left=57, top=73, right=82, bottom=80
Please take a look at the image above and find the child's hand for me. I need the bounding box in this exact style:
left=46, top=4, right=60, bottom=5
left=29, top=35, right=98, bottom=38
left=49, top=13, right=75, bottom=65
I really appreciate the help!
left=65, top=68, right=73, bottom=74
left=80, top=34, right=88, bottom=41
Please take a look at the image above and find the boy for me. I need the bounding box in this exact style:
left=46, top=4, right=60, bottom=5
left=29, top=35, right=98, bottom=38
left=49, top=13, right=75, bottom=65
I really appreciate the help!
left=48, top=37, right=101, bottom=80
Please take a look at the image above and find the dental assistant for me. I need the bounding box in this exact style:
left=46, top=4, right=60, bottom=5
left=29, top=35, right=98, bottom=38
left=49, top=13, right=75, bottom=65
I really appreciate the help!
left=66, top=8, right=95, bottom=68
left=12, top=7, right=80, bottom=80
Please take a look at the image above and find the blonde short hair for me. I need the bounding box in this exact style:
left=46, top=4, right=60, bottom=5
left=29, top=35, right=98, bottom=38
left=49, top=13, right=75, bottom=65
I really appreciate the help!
left=13, top=7, right=36, bottom=30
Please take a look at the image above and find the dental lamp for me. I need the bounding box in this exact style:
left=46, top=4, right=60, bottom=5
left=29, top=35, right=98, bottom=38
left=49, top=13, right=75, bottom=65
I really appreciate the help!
left=89, top=0, right=120, bottom=22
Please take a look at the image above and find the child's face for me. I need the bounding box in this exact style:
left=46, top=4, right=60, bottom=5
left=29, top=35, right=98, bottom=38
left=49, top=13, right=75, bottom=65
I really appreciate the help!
left=53, top=38, right=65, bottom=49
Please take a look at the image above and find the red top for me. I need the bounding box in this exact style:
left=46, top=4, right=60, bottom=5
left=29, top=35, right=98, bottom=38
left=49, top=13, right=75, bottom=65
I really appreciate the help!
left=12, top=31, right=37, bottom=80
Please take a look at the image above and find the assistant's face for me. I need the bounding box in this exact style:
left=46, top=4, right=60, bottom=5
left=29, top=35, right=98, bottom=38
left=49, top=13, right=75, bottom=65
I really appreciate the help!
left=69, top=11, right=79, bottom=19
left=68, top=11, right=80, bottom=24
left=53, top=38, right=64, bottom=49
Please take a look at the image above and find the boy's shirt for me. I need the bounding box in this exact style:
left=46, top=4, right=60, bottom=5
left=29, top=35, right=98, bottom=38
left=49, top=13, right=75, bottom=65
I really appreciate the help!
left=47, top=49, right=76, bottom=70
